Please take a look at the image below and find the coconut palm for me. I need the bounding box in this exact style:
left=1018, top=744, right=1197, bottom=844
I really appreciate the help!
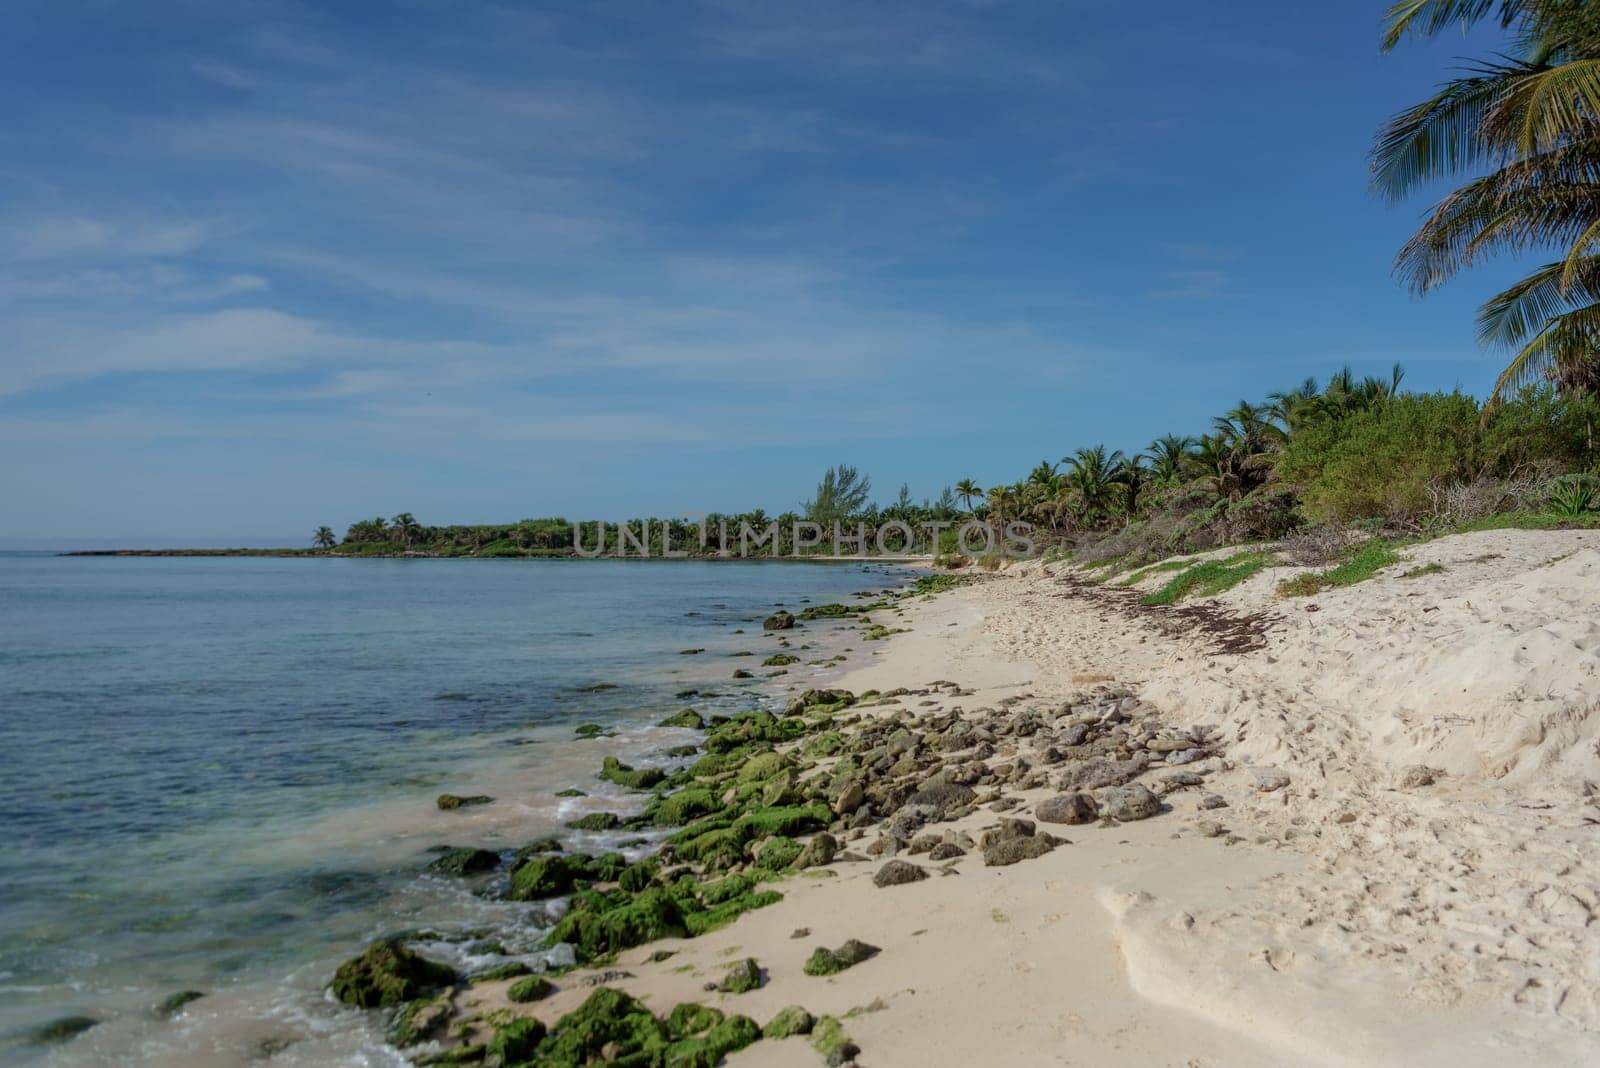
left=1060, top=445, right=1127, bottom=525
left=954, top=478, right=983, bottom=514
left=312, top=526, right=336, bottom=549
left=1375, top=0, right=1600, bottom=398
left=1142, top=434, right=1196, bottom=484
left=1116, top=453, right=1151, bottom=516
left=392, top=512, right=420, bottom=548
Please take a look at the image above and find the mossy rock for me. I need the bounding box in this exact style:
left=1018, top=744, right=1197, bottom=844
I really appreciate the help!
left=389, top=993, right=453, bottom=1047
left=810, top=1016, right=860, bottom=1066
left=507, top=975, right=555, bottom=1003
left=762, top=610, right=796, bottom=631
left=803, top=939, right=880, bottom=976
left=668, top=1014, right=760, bottom=1067
left=763, top=1004, right=815, bottom=1039
left=546, top=887, right=689, bottom=958
left=762, top=653, right=800, bottom=666
left=573, top=723, right=612, bottom=738
left=28, top=1016, right=99, bottom=1045
left=555, top=787, right=586, bottom=798
left=658, top=708, right=706, bottom=729
left=783, top=689, right=857, bottom=717
left=736, top=751, right=792, bottom=784
left=436, top=793, right=493, bottom=810
left=734, top=804, right=832, bottom=840
left=648, top=787, right=721, bottom=826
left=800, top=732, right=847, bottom=760
left=793, top=832, right=839, bottom=870
left=156, top=990, right=205, bottom=1017
left=526, top=987, right=669, bottom=1065
left=717, top=957, right=763, bottom=994
left=753, top=836, right=803, bottom=871
left=599, top=756, right=667, bottom=791
left=760, top=771, right=801, bottom=808
left=666, top=1002, right=724, bottom=1038
left=425, top=847, right=500, bottom=877
left=507, top=854, right=593, bottom=901
left=486, top=1016, right=546, bottom=1064
left=330, top=939, right=456, bottom=1008
left=511, top=836, right=564, bottom=865
left=565, top=812, right=621, bottom=832
left=619, top=860, right=658, bottom=893
left=468, top=960, right=530, bottom=982
left=682, top=890, right=783, bottom=937
left=413, top=1044, right=486, bottom=1066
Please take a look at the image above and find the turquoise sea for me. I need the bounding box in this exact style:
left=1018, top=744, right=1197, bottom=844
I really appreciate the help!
left=0, top=553, right=904, bottom=1065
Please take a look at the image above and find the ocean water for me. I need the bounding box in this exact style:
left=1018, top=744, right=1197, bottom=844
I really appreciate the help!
left=0, top=553, right=904, bottom=1065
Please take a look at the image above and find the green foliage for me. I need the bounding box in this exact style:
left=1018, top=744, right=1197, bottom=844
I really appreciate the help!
left=804, top=463, right=873, bottom=527
left=1543, top=474, right=1600, bottom=517
left=1140, top=552, right=1274, bottom=606
left=1278, top=392, right=1481, bottom=523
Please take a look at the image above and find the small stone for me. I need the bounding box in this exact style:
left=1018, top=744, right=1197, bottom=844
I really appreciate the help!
left=1102, top=783, right=1160, bottom=822
left=1198, top=794, right=1228, bottom=810
left=1251, top=768, right=1291, bottom=792
left=928, top=842, right=965, bottom=860
left=873, top=859, right=929, bottom=887
left=1166, top=748, right=1206, bottom=765
left=1035, top=793, right=1099, bottom=825
left=1396, top=765, right=1439, bottom=789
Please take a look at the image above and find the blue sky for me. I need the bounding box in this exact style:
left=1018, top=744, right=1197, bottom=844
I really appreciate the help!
left=0, top=1, right=1521, bottom=543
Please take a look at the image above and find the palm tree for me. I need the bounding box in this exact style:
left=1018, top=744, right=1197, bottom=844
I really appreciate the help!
left=1115, top=453, right=1151, bottom=516
left=313, top=526, right=336, bottom=549
left=1060, top=445, right=1126, bottom=526
left=1142, top=434, right=1195, bottom=485
left=392, top=512, right=420, bottom=548
left=954, top=478, right=982, bottom=514
left=1375, top=1, right=1600, bottom=399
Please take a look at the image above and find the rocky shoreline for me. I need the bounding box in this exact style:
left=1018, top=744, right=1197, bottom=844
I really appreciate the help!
left=318, top=571, right=1227, bottom=1068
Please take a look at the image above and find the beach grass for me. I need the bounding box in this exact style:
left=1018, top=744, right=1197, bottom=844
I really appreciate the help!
left=1278, top=538, right=1400, bottom=597
left=1140, top=551, right=1275, bottom=606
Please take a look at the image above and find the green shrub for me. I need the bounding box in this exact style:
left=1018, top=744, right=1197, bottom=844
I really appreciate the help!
left=1278, top=392, right=1480, bottom=523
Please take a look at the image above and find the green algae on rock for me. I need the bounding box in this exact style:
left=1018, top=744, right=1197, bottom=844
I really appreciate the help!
left=810, top=1015, right=861, bottom=1066
left=657, top=708, right=706, bottom=729
left=598, top=756, right=667, bottom=790
left=762, top=1004, right=816, bottom=1039
left=28, top=1016, right=99, bottom=1045
left=495, top=987, right=759, bottom=1068
left=717, top=957, right=763, bottom=993
left=330, top=939, right=456, bottom=1008
left=425, top=847, right=501, bottom=877
left=507, top=975, right=556, bottom=1003
left=803, top=939, right=880, bottom=976
left=564, top=812, right=621, bottom=832
left=436, top=793, right=494, bottom=810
